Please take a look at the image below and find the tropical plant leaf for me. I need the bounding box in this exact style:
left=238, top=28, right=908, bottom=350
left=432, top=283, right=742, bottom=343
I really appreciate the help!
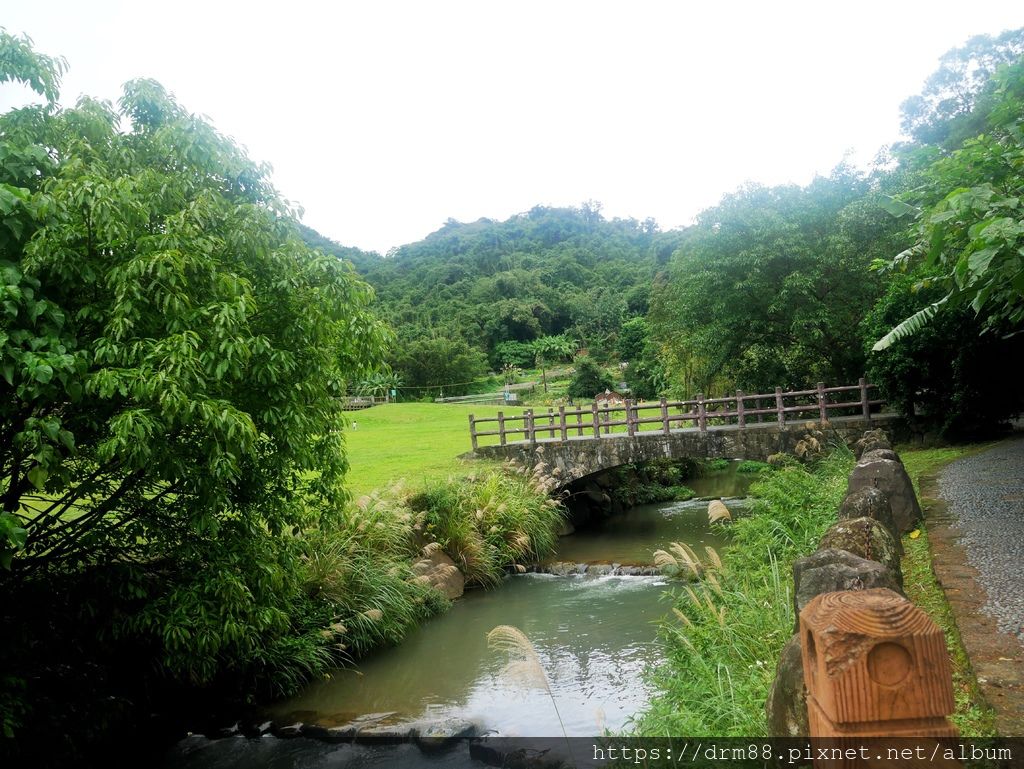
left=871, top=295, right=950, bottom=351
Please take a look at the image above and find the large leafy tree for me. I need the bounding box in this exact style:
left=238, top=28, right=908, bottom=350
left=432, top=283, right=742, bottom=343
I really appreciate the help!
left=0, top=29, right=389, bottom=691
left=649, top=169, right=899, bottom=394
left=874, top=60, right=1024, bottom=351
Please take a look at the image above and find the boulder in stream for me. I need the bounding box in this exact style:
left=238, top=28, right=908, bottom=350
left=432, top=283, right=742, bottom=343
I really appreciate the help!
left=412, top=548, right=465, bottom=600
left=415, top=718, right=478, bottom=752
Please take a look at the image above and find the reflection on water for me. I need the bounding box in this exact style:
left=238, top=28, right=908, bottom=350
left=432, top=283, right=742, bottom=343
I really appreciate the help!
left=552, top=496, right=745, bottom=565
left=555, top=463, right=755, bottom=565
left=270, top=574, right=667, bottom=736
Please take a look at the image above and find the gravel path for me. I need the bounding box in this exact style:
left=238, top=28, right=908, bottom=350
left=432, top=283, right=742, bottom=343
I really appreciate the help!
left=938, top=437, right=1024, bottom=641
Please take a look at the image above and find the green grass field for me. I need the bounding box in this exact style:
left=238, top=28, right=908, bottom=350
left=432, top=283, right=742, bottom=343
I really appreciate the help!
left=342, top=403, right=525, bottom=494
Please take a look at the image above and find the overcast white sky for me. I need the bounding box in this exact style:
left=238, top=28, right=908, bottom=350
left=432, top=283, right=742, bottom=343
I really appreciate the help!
left=3, top=2, right=1023, bottom=254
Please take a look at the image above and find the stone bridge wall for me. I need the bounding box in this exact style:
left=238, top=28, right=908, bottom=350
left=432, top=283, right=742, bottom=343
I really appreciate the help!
left=473, top=415, right=902, bottom=489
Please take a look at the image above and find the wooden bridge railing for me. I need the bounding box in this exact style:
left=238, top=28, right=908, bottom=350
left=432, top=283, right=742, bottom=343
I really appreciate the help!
left=468, top=379, right=883, bottom=450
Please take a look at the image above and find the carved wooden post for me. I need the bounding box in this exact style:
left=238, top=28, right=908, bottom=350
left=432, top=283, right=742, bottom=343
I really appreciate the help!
left=497, top=411, right=506, bottom=446
left=736, top=390, right=745, bottom=428
left=775, top=387, right=785, bottom=427
left=558, top=406, right=567, bottom=441
left=860, top=377, right=871, bottom=422
left=800, top=589, right=957, bottom=738
left=469, top=414, right=478, bottom=450
left=660, top=398, right=670, bottom=435
left=527, top=410, right=536, bottom=445
left=817, top=381, right=827, bottom=422
left=696, top=393, right=707, bottom=434
left=591, top=402, right=601, bottom=438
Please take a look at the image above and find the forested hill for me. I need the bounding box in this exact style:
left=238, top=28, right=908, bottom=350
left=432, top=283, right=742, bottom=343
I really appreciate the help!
left=300, top=205, right=681, bottom=358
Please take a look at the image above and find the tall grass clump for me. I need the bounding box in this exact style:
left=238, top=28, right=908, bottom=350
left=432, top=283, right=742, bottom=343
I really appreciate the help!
left=416, top=463, right=566, bottom=586
left=299, top=487, right=449, bottom=662
left=632, top=446, right=854, bottom=736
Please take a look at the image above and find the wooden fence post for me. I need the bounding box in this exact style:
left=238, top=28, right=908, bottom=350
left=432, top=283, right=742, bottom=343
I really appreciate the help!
left=736, top=390, right=745, bottom=428
left=775, top=387, right=785, bottom=427
left=800, top=588, right=957, bottom=738
left=469, top=414, right=478, bottom=450
left=558, top=406, right=567, bottom=441
left=546, top=407, right=554, bottom=439
left=497, top=411, right=506, bottom=446
left=591, top=402, right=601, bottom=438
left=660, top=397, right=670, bottom=435
left=860, top=377, right=871, bottom=421
left=696, top=393, right=707, bottom=434
left=527, top=410, right=536, bottom=445
left=817, top=381, right=827, bottom=422
left=576, top=409, right=583, bottom=437
left=602, top=406, right=610, bottom=435
left=626, top=399, right=636, bottom=437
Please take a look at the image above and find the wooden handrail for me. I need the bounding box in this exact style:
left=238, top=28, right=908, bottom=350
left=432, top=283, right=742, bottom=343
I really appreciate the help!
left=468, top=380, right=883, bottom=448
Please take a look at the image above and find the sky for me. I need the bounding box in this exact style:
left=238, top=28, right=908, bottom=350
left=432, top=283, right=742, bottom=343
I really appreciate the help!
left=3, top=1, right=1023, bottom=255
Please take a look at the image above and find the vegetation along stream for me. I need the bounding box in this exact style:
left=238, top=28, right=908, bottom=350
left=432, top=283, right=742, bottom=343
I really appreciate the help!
left=162, top=464, right=752, bottom=767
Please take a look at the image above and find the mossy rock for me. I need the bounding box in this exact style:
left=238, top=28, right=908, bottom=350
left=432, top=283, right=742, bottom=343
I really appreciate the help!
left=818, top=517, right=902, bottom=586
left=838, top=487, right=901, bottom=550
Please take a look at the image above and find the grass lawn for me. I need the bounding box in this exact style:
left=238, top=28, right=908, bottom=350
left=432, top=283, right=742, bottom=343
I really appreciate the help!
left=342, top=402, right=530, bottom=494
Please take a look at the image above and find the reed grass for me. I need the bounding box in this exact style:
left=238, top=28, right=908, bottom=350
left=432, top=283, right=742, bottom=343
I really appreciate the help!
left=633, top=447, right=853, bottom=736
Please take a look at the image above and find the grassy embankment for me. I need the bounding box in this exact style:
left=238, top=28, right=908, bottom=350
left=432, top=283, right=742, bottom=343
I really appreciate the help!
left=633, top=441, right=1001, bottom=737
left=898, top=442, right=1001, bottom=736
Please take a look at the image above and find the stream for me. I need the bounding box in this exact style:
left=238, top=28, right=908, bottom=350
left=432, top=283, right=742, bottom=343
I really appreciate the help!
left=162, top=464, right=754, bottom=767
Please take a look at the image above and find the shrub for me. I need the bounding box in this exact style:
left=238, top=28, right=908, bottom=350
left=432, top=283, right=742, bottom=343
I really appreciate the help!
left=416, top=465, right=566, bottom=586
left=736, top=460, right=771, bottom=474
left=566, top=357, right=615, bottom=400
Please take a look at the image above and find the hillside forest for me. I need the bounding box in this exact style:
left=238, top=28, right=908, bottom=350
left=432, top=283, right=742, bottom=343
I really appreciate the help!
left=303, top=28, right=1024, bottom=437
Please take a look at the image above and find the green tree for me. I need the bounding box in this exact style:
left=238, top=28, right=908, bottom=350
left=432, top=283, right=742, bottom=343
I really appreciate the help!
left=0, top=31, right=391, bottom=732
left=388, top=336, right=488, bottom=396
left=567, top=357, right=615, bottom=400
left=873, top=61, right=1024, bottom=350
left=649, top=169, right=896, bottom=393
left=531, top=334, right=573, bottom=392
left=863, top=270, right=1024, bottom=436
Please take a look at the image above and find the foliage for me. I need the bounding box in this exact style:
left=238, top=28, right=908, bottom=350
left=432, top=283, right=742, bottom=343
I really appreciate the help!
left=735, top=460, right=770, bottom=474
left=566, top=356, right=615, bottom=400
left=493, top=339, right=536, bottom=369
left=863, top=270, right=1024, bottom=436
left=649, top=169, right=899, bottom=395
left=633, top=448, right=852, bottom=736
left=899, top=27, right=1024, bottom=147
left=873, top=61, right=1024, bottom=351
left=307, top=204, right=673, bottom=368
left=388, top=336, right=489, bottom=397
left=1, top=32, right=394, bottom=758
left=416, top=464, right=565, bottom=586
left=300, top=489, right=449, bottom=658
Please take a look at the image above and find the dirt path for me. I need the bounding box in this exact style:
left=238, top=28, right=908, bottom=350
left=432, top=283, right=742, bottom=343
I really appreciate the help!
left=922, top=438, right=1024, bottom=736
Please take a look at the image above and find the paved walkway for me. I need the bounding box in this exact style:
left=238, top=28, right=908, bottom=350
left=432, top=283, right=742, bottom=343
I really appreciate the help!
left=925, top=437, right=1024, bottom=735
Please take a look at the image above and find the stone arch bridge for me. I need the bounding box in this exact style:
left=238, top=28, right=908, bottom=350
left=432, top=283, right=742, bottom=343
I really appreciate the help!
left=468, top=381, right=900, bottom=489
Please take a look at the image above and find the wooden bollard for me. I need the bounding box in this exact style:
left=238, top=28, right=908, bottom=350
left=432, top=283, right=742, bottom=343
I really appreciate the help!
left=800, top=588, right=957, bottom=738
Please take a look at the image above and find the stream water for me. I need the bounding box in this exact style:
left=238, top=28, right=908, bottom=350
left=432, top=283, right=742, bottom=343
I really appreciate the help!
left=162, top=464, right=754, bottom=767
